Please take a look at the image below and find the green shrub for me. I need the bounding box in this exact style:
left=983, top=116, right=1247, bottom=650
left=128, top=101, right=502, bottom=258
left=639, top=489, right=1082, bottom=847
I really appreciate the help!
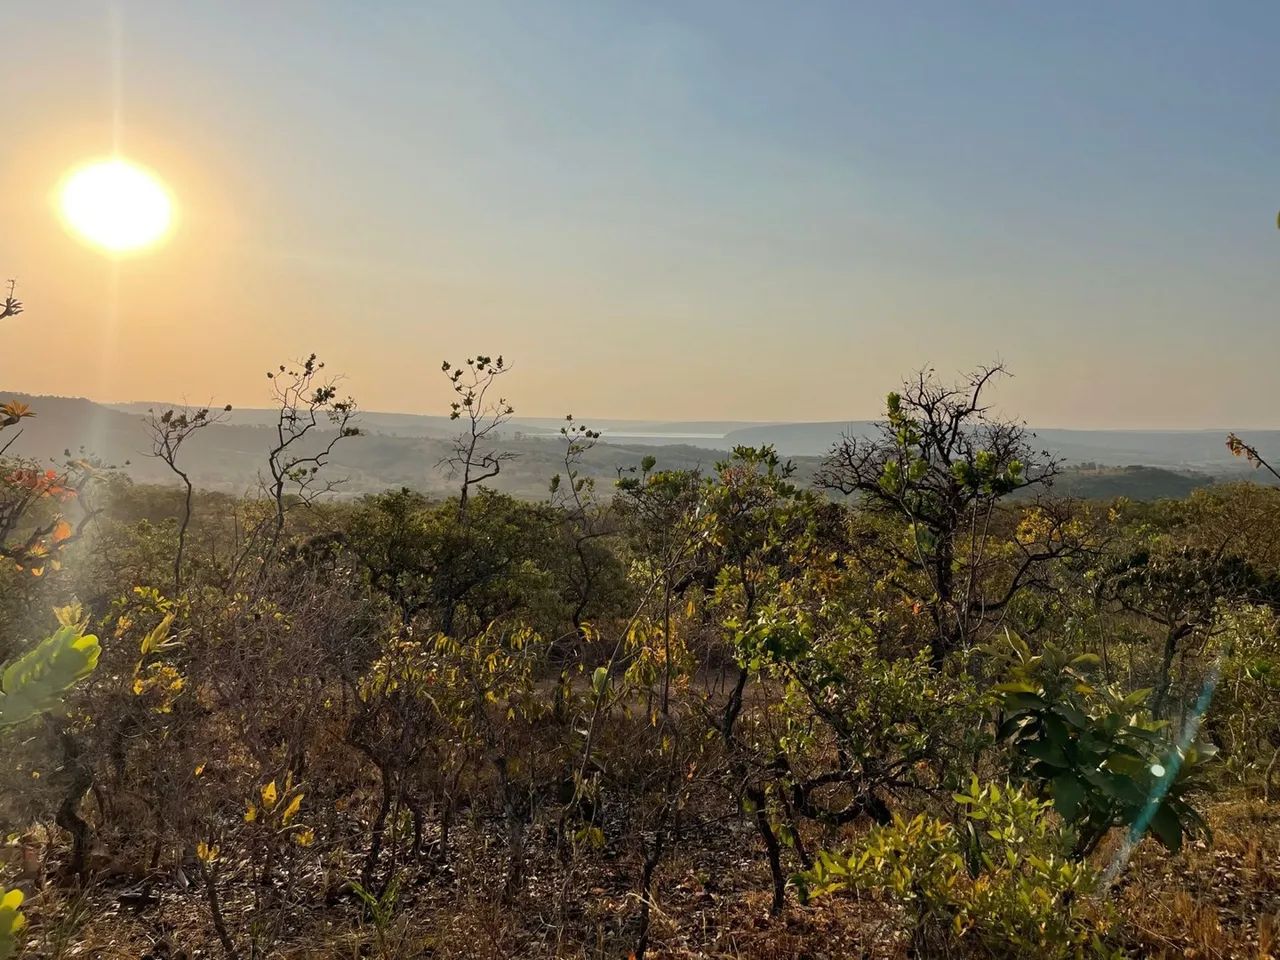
left=990, top=631, right=1213, bottom=857
left=798, top=781, right=1122, bottom=959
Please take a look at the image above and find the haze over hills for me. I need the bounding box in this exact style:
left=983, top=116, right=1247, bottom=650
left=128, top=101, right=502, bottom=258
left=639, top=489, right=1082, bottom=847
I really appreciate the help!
left=719, top=422, right=1278, bottom=471
left=101, top=402, right=1280, bottom=470
left=3, top=392, right=1273, bottom=502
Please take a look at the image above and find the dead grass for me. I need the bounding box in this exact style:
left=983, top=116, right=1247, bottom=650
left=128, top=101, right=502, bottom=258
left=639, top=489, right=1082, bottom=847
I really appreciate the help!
left=15, top=797, right=1280, bottom=959
left=1113, top=797, right=1280, bottom=960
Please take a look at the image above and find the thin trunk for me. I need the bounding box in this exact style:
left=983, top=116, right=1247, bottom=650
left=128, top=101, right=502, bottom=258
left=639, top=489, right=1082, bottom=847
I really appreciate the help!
left=721, top=665, right=750, bottom=744
left=635, top=825, right=665, bottom=959
left=362, top=764, right=394, bottom=887
left=930, top=534, right=957, bottom=666
left=54, top=731, right=92, bottom=881
left=498, top=758, right=525, bottom=900
left=660, top=583, right=673, bottom=716
left=174, top=471, right=193, bottom=591
left=1264, top=744, right=1280, bottom=804
left=749, top=786, right=787, bottom=914
left=200, top=859, right=241, bottom=960
left=1152, top=623, right=1189, bottom=720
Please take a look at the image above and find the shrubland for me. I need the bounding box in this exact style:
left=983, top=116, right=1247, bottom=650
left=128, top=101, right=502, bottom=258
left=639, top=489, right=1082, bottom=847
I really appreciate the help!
left=1, top=351, right=1278, bottom=959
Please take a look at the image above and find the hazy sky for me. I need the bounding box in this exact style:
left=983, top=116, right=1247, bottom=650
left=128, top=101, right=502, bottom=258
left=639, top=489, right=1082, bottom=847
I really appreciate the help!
left=2, top=2, right=1277, bottom=427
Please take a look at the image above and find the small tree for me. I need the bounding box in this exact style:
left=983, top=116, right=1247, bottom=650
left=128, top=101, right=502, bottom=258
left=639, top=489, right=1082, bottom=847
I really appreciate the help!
left=550, top=416, right=627, bottom=654
left=264, top=354, right=359, bottom=544
left=145, top=404, right=232, bottom=590
left=1103, top=545, right=1280, bottom=719
left=816, top=365, right=1060, bottom=663
left=439, top=355, right=515, bottom=519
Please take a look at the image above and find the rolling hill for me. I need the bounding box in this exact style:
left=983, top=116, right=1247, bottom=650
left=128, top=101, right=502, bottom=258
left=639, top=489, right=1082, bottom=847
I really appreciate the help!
left=0, top=393, right=1259, bottom=502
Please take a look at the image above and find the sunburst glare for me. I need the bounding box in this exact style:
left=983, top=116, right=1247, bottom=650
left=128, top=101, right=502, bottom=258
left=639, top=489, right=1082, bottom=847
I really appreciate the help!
left=59, top=158, right=172, bottom=253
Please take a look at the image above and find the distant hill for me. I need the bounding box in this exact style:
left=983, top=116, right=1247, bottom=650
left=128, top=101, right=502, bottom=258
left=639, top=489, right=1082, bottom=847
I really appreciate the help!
left=107, top=403, right=762, bottom=444
left=1027, top=465, right=1213, bottom=501
left=723, top=421, right=1274, bottom=476
left=1, top=393, right=777, bottom=500
left=0, top=393, right=1263, bottom=502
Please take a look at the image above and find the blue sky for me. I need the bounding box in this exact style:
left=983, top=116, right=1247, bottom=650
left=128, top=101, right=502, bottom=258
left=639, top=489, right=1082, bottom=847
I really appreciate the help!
left=2, top=2, right=1277, bottom=426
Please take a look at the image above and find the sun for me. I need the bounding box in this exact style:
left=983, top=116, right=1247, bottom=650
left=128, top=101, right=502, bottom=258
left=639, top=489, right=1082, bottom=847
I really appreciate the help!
left=59, top=159, right=173, bottom=253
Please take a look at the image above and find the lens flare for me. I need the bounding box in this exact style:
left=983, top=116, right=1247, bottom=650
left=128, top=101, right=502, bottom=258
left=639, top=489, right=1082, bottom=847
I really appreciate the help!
left=59, top=159, right=173, bottom=253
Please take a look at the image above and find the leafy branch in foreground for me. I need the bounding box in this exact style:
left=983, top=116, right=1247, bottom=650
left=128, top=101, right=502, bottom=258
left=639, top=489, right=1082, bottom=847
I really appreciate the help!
left=989, top=631, right=1213, bottom=858
left=0, top=610, right=101, bottom=959
left=0, top=613, right=100, bottom=728
left=1227, top=432, right=1280, bottom=483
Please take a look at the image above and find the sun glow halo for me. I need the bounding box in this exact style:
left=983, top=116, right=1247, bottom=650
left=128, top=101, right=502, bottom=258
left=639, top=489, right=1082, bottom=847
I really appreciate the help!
left=59, top=159, right=173, bottom=253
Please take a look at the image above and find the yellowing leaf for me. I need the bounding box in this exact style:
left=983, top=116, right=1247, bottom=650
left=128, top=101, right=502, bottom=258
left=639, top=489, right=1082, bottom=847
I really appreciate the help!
left=53, top=604, right=85, bottom=629
left=260, top=780, right=278, bottom=808
left=195, top=842, right=219, bottom=863
left=244, top=803, right=257, bottom=823
left=0, top=884, right=26, bottom=957
left=294, top=828, right=315, bottom=847
left=139, top=613, right=176, bottom=657
left=280, top=792, right=303, bottom=825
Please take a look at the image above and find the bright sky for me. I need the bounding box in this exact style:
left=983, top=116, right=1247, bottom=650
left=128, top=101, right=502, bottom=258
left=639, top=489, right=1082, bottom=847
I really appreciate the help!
left=1, top=2, right=1276, bottom=427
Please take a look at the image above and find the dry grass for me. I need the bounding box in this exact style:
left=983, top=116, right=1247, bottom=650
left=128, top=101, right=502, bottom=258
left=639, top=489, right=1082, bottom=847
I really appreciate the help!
left=14, top=796, right=1280, bottom=959
left=1113, top=797, right=1280, bottom=959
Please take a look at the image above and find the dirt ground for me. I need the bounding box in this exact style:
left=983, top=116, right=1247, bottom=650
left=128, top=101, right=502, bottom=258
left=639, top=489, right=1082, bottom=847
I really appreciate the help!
left=13, top=796, right=1280, bottom=960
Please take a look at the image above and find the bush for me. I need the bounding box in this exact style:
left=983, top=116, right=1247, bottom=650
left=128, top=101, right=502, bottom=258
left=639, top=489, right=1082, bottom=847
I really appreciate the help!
left=798, top=781, right=1122, bottom=959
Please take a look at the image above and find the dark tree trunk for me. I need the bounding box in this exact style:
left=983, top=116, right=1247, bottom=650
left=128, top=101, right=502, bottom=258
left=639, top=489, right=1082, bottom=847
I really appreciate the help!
left=54, top=731, right=92, bottom=881
left=362, top=764, right=394, bottom=888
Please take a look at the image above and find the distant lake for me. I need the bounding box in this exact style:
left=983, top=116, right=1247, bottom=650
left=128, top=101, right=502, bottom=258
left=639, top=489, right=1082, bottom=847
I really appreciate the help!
left=602, top=431, right=725, bottom=440
left=526, top=430, right=729, bottom=445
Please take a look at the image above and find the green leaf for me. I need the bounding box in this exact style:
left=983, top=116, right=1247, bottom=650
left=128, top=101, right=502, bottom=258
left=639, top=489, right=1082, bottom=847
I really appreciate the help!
left=993, top=681, right=1039, bottom=694
left=1002, top=691, right=1049, bottom=715
left=0, top=625, right=101, bottom=727
left=1051, top=773, right=1086, bottom=820
left=996, top=715, right=1026, bottom=741
left=1149, top=803, right=1183, bottom=852
left=1082, top=768, right=1145, bottom=807
left=962, top=819, right=983, bottom=879
left=1022, top=739, right=1068, bottom=769
left=1050, top=703, right=1089, bottom=729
